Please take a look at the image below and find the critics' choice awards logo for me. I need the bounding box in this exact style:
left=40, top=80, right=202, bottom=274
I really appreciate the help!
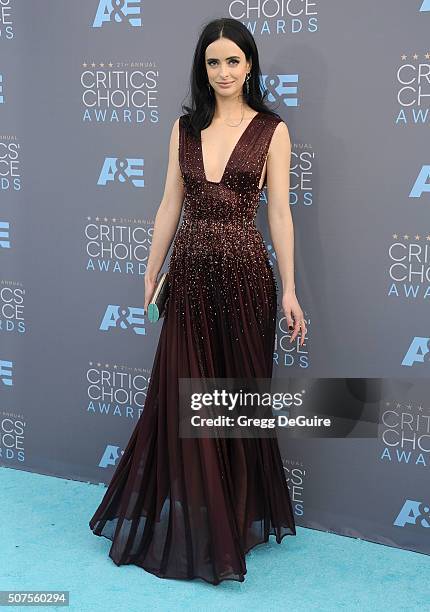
left=1, top=138, right=21, bottom=191
left=92, top=0, right=142, bottom=28
left=263, top=241, right=309, bottom=368
left=0, top=413, right=25, bottom=463
left=259, top=144, right=313, bottom=208
left=97, top=157, right=144, bottom=187
left=86, top=362, right=150, bottom=420
left=396, top=52, right=430, bottom=125
left=0, top=0, right=14, bottom=40
left=394, top=499, right=430, bottom=529
left=283, top=459, right=306, bottom=517
left=85, top=217, right=154, bottom=275
left=274, top=311, right=309, bottom=369
left=228, top=2, right=318, bottom=33
left=290, top=144, right=313, bottom=206
left=0, top=282, right=26, bottom=334
left=81, top=62, right=159, bottom=123
left=388, top=233, right=430, bottom=301
left=379, top=400, right=430, bottom=467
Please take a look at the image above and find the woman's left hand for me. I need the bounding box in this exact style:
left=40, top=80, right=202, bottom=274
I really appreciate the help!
left=281, top=289, right=307, bottom=346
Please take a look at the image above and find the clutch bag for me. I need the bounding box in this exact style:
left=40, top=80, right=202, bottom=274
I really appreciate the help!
left=147, top=272, right=170, bottom=323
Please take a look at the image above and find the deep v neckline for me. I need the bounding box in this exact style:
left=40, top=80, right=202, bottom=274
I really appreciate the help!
left=199, top=112, right=261, bottom=185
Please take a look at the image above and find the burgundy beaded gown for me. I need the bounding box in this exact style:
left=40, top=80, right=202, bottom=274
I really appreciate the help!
left=89, top=111, right=296, bottom=585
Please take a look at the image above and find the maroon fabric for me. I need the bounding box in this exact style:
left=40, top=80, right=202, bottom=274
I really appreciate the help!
left=89, top=111, right=296, bottom=585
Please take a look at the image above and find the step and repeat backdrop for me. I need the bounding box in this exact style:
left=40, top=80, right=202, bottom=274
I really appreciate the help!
left=1, top=2, right=429, bottom=555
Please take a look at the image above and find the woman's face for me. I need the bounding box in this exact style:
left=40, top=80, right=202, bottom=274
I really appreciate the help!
left=204, top=37, right=251, bottom=99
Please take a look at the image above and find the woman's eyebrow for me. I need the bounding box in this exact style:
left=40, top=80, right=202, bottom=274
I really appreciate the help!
left=206, top=55, right=241, bottom=61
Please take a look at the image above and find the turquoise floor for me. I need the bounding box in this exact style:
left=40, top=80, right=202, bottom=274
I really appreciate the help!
left=1, top=465, right=427, bottom=611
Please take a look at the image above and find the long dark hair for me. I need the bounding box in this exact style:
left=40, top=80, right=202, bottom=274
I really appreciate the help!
left=181, top=18, right=281, bottom=139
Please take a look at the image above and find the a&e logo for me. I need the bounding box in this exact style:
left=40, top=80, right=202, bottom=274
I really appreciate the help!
left=409, top=166, right=430, bottom=198
left=98, top=444, right=124, bottom=468
left=0, top=360, right=13, bottom=386
left=401, top=337, right=430, bottom=367
left=262, top=74, right=299, bottom=107
left=99, top=305, right=146, bottom=335
left=97, top=157, right=144, bottom=187
left=394, top=499, right=430, bottom=527
left=0, top=221, right=10, bottom=248
left=92, top=0, right=142, bottom=28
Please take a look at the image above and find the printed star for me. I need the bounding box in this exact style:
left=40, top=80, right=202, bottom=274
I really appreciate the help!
left=415, top=234, right=420, bottom=240
left=412, top=53, right=418, bottom=60
left=401, top=54, right=407, bottom=60
left=392, top=233, right=398, bottom=239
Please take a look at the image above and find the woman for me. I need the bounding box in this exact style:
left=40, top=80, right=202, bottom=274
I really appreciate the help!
left=89, top=17, right=307, bottom=585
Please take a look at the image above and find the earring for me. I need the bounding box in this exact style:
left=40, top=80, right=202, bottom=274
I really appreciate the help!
left=207, top=82, right=212, bottom=96
left=244, top=72, right=250, bottom=95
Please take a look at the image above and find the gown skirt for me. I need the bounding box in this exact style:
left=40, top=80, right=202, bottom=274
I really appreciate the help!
left=89, top=111, right=296, bottom=585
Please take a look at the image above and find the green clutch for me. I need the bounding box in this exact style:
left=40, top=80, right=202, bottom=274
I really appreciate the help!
left=147, top=272, right=170, bottom=322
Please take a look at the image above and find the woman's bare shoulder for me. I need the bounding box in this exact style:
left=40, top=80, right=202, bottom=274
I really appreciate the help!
left=267, top=116, right=291, bottom=155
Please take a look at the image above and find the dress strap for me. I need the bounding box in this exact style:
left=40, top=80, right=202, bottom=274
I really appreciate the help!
left=243, top=114, right=284, bottom=190
left=178, top=115, right=199, bottom=183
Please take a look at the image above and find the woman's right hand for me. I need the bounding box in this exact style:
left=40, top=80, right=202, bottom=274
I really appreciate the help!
left=144, top=273, right=158, bottom=313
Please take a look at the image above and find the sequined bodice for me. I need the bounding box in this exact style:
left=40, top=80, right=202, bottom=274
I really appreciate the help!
left=168, top=111, right=283, bottom=335
left=178, top=111, right=283, bottom=224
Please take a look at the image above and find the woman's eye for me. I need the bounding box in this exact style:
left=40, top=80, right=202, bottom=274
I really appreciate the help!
left=207, top=60, right=239, bottom=67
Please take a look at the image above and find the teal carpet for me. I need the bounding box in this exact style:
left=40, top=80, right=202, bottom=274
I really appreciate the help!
left=1, top=465, right=427, bottom=611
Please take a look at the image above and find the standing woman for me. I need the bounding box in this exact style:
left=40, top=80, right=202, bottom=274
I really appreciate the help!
left=89, top=17, right=307, bottom=585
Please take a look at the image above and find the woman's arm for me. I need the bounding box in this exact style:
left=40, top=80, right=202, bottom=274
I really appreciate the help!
left=266, top=121, right=307, bottom=346
left=144, top=117, right=184, bottom=310
left=266, top=121, right=295, bottom=292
